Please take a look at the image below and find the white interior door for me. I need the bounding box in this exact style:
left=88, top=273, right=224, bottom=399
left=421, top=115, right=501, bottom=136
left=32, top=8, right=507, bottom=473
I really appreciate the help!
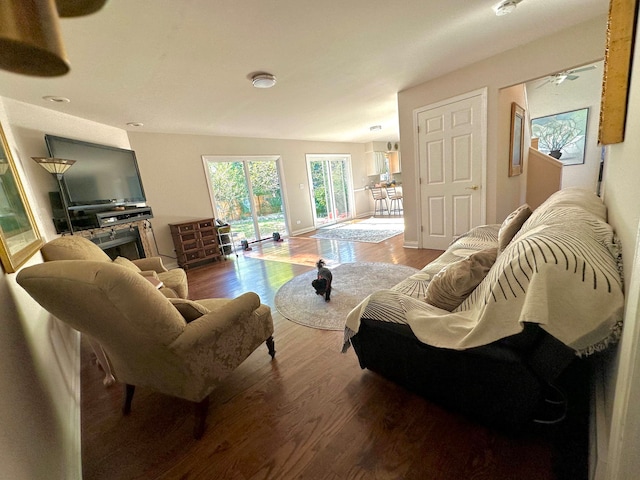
left=417, top=90, right=486, bottom=249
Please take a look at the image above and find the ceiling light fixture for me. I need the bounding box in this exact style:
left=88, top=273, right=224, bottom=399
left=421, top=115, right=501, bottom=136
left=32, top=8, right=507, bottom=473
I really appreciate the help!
left=554, top=74, right=569, bottom=85
left=493, top=0, right=521, bottom=16
left=251, top=73, right=277, bottom=89
left=43, top=95, right=70, bottom=103
left=126, top=122, right=144, bottom=127
left=370, top=125, right=382, bottom=131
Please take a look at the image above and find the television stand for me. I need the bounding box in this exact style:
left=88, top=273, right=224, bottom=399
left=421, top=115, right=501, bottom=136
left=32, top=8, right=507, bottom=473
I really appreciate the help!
left=95, top=206, right=153, bottom=227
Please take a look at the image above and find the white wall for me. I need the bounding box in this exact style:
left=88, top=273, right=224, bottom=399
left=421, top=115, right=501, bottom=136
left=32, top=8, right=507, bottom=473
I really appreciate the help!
left=398, top=16, right=607, bottom=245
left=0, top=97, right=132, bottom=480
left=497, top=84, right=528, bottom=215
left=127, top=132, right=367, bottom=262
left=599, top=11, right=640, bottom=478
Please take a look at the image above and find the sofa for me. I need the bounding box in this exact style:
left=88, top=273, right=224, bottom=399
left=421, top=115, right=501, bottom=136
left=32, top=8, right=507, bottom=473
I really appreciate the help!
left=344, top=188, right=625, bottom=429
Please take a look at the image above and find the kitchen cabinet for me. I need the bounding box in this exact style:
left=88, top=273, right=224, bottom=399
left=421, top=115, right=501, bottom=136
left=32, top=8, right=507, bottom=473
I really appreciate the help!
left=388, top=151, right=401, bottom=174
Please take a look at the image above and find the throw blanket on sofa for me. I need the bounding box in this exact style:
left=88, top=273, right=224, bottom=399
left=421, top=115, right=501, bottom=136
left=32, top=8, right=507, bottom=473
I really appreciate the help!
left=345, top=190, right=624, bottom=357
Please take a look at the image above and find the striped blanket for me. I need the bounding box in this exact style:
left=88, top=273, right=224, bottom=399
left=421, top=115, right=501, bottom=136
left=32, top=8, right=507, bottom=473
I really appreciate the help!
left=345, top=189, right=624, bottom=357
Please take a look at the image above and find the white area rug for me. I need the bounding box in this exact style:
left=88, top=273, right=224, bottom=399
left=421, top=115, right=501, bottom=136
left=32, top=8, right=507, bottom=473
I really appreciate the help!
left=311, top=217, right=404, bottom=243
left=274, top=262, right=419, bottom=330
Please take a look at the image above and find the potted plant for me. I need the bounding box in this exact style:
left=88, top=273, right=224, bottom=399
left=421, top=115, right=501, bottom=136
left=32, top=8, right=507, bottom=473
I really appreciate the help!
left=531, top=117, right=582, bottom=159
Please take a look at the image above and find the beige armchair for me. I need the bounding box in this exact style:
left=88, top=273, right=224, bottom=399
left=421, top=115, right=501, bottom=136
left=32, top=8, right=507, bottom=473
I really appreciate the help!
left=41, top=235, right=188, bottom=299
left=17, top=260, right=275, bottom=439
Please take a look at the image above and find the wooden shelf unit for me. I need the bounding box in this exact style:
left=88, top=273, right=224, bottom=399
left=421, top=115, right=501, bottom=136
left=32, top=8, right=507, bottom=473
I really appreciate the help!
left=169, top=218, right=221, bottom=269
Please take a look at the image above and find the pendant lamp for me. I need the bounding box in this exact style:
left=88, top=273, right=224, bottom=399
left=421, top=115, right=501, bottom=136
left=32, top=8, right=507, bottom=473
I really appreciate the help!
left=0, top=0, right=107, bottom=77
left=55, top=0, right=108, bottom=17
left=0, top=0, right=70, bottom=76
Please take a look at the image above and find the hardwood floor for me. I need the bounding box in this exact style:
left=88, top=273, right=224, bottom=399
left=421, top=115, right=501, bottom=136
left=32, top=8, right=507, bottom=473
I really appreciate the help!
left=81, top=232, right=587, bottom=479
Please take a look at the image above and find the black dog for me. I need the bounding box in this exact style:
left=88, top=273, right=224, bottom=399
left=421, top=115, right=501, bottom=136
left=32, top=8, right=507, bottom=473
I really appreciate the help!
left=311, top=259, right=332, bottom=302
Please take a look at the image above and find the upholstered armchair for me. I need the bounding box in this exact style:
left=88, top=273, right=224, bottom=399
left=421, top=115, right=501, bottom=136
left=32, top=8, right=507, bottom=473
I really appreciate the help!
left=17, top=260, right=275, bottom=439
left=41, top=235, right=188, bottom=299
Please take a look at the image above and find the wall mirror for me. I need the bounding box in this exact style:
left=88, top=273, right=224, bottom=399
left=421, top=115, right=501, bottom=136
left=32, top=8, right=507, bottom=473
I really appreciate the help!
left=0, top=122, right=43, bottom=273
left=509, top=102, right=524, bottom=177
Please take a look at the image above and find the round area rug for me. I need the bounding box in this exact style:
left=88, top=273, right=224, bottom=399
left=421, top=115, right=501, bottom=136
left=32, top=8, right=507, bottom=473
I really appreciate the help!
left=274, top=262, right=419, bottom=330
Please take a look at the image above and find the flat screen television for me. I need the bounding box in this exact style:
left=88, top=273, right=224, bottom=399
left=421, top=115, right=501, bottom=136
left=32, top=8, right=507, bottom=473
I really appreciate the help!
left=45, top=134, right=146, bottom=210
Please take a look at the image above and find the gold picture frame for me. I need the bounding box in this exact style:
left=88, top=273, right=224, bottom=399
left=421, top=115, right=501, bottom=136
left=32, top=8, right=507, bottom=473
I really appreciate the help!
left=509, top=102, right=524, bottom=177
left=599, top=0, right=639, bottom=145
left=0, top=122, right=43, bottom=273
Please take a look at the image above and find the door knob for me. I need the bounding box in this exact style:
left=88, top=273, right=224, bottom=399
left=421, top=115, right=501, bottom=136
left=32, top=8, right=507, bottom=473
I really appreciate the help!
left=465, top=185, right=480, bottom=190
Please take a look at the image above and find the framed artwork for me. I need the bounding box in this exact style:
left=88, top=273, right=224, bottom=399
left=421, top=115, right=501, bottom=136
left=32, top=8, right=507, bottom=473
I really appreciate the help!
left=531, top=108, right=589, bottom=166
left=599, top=0, right=639, bottom=145
left=509, top=102, right=524, bottom=177
left=0, top=122, right=43, bottom=273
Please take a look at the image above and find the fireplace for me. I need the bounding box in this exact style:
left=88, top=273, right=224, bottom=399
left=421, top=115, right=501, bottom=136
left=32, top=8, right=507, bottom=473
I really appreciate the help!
left=74, top=220, right=154, bottom=259
left=88, top=226, right=145, bottom=260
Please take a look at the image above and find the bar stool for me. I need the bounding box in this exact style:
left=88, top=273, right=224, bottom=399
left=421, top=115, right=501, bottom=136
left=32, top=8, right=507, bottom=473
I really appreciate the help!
left=386, top=187, right=403, bottom=215
left=371, top=187, right=389, bottom=216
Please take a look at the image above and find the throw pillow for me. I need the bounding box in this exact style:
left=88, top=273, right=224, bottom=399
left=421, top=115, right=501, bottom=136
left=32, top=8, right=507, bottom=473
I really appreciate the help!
left=169, top=298, right=210, bottom=322
left=113, top=256, right=142, bottom=272
left=425, top=248, right=498, bottom=311
left=498, top=204, right=532, bottom=252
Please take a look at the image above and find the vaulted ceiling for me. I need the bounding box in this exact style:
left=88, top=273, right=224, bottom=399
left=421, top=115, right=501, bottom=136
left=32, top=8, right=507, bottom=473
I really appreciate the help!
left=0, top=0, right=608, bottom=143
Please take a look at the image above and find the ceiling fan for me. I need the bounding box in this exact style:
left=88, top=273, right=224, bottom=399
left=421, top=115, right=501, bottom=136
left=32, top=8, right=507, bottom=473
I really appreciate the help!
left=536, top=65, right=597, bottom=88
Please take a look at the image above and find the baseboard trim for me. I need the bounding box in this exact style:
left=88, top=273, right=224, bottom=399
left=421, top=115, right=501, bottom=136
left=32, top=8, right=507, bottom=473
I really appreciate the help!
left=70, top=329, right=82, bottom=480
left=290, top=226, right=316, bottom=236
left=403, top=240, right=419, bottom=249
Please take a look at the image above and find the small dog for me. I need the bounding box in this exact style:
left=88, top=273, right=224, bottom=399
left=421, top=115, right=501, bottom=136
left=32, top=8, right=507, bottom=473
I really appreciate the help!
left=312, top=259, right=332, bottom=302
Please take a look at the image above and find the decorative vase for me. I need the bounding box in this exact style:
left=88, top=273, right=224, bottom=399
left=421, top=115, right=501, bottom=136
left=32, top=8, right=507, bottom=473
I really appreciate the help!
left=549, top=150, right=563, bottom=159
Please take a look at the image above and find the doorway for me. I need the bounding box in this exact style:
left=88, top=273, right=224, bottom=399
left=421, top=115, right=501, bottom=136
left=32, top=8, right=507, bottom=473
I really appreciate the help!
left=525, top=61, right=604, bottom=192
left=203, top=156, right=287, bottom=242
left=306, top=154, right=354, bottom=228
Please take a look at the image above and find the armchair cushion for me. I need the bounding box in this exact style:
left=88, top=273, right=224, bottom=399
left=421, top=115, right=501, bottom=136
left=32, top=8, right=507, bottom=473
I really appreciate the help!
left=170, top=298, right=210, bottom=322
left=132, top=256, right=169, bottom=273
left=158, top=269, right=188, bottom=299
left=138, top=270, right=160, bottom=279
left=113, top=256, right=142, bottom=272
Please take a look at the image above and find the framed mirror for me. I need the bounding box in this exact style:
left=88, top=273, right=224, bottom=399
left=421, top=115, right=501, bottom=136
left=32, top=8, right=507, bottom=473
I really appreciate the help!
left=509, top=102, right=524, bottom=177
left=0, top=122, right=43, bottom=273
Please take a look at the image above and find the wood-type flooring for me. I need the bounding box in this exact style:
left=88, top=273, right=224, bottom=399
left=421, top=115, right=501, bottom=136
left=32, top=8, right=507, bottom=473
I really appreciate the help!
left=81, top=231, right=588, bottom=479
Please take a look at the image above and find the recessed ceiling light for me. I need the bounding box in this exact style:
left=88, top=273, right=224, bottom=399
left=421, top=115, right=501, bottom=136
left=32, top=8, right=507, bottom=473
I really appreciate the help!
left=370, top=125, right=382, bottom=131
left=251, top=73, right=277, bottom=88
left=42, top=95, right=70, bottom=103
left=493, top=0, right=521, bottom=16
left=126, top=122, right=144, bottom=127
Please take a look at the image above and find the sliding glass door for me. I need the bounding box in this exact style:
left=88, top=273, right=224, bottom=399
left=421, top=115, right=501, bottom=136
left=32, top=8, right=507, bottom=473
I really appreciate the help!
left=307, top=154, right=353, bottom=227
left=204, top=156, right=287, bottom=242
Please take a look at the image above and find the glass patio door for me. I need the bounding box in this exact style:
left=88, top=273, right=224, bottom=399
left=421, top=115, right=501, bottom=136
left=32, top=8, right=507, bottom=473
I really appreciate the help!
left=204, top=156, right=287, bottom=242
left=307, top=155, right=353, bottom=227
